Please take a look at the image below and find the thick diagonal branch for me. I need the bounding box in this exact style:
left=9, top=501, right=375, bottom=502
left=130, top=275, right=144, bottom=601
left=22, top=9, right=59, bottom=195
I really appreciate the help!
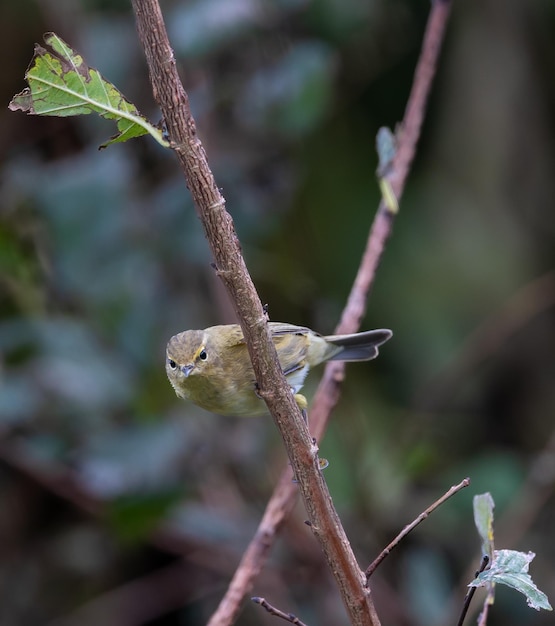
left=131, top=1, right=382, bottom=624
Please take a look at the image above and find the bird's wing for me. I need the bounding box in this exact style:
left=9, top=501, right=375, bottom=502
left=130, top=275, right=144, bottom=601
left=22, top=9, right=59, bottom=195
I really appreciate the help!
left=268, top=322, right=313, bottom=337
left=231, top=322, right=311, bottom=373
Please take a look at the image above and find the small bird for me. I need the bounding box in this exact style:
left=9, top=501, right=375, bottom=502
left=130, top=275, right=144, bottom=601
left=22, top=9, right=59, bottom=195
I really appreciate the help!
left=166, top=323, right=392, bottom=417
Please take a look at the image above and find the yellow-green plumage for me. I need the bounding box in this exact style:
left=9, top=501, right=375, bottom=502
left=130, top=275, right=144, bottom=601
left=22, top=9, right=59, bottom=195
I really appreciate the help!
left=166, top=322, right=392, bottom=417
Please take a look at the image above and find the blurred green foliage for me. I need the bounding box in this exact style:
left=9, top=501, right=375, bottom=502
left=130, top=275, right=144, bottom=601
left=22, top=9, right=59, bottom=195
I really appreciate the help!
left=1, top=0, right=555, bottom=625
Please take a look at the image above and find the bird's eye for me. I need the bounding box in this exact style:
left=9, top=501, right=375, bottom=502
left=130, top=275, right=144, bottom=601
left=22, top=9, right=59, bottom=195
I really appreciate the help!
left=199, top=349, right=207, bottom=361
left=168, top=359, right=177, bottom=370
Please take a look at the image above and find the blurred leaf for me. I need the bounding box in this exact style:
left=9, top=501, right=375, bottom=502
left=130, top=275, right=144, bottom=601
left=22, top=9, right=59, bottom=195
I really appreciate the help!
left=236, top=41, right=337, bottom=136
left=106, top=491, right=182, bottom=541
left=470, top=550, right=552, bottom=612
left=0, top=229, right=34, bottom=277
left=0, top=317, right=134, bottom=425
left=30, top=318, right=134, bottom=412
left=77, top=420, right=190, bottom=498
left=169, top=0, right=261, bottom=57
left=402, top=547, right=453, bottom=624
left=169, top=0, right=309, bottom=57
left=169, top=501, right=255, bottom=545
left=9, top=32, right=168, bottom=148
left=0, top=221, right=44, bottom=314
left=19, top=434, right=68, bottom=463
left=0, top=374, right=41, bottom=424
left=473, top=492, right=495, bottom=559
left=13, top=151, right=140, bottom=305
left=305, top=0, right=382, bottom=43
left=447, top=453, right=526, bottom=517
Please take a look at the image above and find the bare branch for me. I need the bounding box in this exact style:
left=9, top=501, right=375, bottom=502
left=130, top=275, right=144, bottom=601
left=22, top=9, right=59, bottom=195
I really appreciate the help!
left=365, top=477, right=470, bottom=580
left=456, top=556, right=490, bottom=626
left=252, top=597, right=309, bottom=626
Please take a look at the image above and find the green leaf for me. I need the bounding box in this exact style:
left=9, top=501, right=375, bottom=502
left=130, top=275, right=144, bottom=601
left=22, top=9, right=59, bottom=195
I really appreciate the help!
left=8, top=32, right=169, bottom=149
left=473, top=492, right=495, bottom=558
left=470, top=550, right=552, bottom=612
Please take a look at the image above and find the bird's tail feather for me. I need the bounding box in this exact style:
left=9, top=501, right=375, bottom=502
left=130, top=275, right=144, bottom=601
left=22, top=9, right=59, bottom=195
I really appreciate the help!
left=325, top=329, right=392, bottom=362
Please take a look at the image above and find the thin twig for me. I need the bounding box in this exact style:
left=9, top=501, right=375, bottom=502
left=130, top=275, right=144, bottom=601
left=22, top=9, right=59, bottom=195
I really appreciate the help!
left=456, top=555, right=490, bottom=626
left=252, top=597, right=309, bottom=626
left=207, top=2, right=454, bottom=624
left=365, top=477, right=470, bottom=580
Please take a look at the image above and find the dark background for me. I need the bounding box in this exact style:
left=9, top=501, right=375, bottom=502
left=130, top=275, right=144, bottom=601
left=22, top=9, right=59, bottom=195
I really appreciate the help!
left=1, top=0, right=555, bottom=624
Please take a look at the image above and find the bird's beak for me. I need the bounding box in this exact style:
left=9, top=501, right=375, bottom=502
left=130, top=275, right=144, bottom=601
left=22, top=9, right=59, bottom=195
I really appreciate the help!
left=180, top=364, right=194, bottom=377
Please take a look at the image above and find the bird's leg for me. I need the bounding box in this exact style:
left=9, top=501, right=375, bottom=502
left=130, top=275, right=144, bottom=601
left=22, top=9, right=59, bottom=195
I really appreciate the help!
left=255, top=385, right=329, bottom=477
left=293, top=392, right=308, bottom=424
